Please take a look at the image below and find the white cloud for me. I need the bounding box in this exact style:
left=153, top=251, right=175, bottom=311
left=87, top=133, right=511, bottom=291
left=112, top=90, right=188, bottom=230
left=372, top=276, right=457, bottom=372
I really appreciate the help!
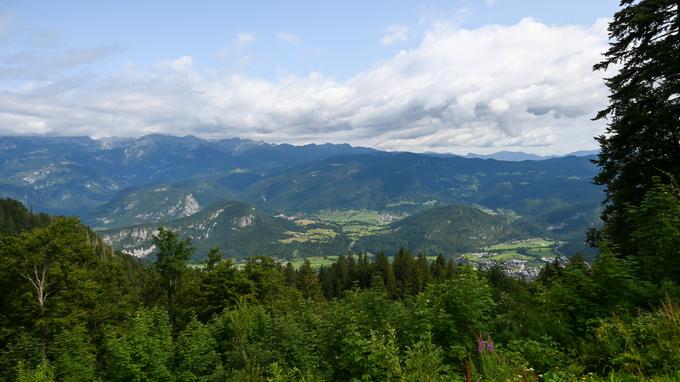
left=381, top=25, right=411, bottom=45
left=234, top=32, right=255, bottom=49
left=276, top=32, right=301, bottom=45
left=157, top=55, right=193, bottom=72
left=0, top=18, right=611, bottom=154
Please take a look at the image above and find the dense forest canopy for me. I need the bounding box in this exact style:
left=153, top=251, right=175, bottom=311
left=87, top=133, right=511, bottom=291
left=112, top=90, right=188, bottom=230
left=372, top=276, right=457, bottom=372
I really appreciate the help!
left=1, top=1, right=680, bottom=381
left=0, top=199, right=51, bottom=235
left=1, top=200, right=679, bottom=381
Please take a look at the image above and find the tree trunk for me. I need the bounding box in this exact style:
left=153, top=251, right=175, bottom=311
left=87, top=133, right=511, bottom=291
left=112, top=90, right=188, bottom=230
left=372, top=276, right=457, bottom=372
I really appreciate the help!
left=168, top=277, right=175, bottom=332
left=21, top=262, right=50, bottom=359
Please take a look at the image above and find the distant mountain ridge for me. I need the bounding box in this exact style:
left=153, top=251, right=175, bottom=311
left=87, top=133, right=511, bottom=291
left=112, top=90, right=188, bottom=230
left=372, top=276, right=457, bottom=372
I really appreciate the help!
left=1, top=134, right=599, bottom=218
left=464, top=150, right=599, bottom=161
left=0, top=134, right=603, bottom=260
left=101, top=201, right=545, bottom=261
left=100, top=201, right=349, bottom=259
left=0, top=134, right=376, bottom=215
left=354, top=204, right=535, bottom=254
left=240, top=152, right=601, bottom=215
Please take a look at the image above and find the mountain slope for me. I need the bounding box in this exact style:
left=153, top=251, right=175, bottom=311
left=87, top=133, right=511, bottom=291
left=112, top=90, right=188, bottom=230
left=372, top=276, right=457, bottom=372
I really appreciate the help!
left=85, top=177, right=244, bottom=229
left=0, top=198, right=52, bottom=235
left=101, top=201, right=558, bottom=260
left=89, top=150, right=602, bottom=250
left=241, top=152, right=601, bottom=216
left=354, top=204, right=538, bottom=255
left=0, top=135, right=375, bottom=215
left=1, top=135, right=603, bottom=258
left=100, top=200, right=352, bottom=260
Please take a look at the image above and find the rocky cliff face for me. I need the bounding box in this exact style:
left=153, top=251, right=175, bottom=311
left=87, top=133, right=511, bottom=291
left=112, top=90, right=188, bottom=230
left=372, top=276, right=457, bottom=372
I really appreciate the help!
left=99, top=201, right=296, bottom=259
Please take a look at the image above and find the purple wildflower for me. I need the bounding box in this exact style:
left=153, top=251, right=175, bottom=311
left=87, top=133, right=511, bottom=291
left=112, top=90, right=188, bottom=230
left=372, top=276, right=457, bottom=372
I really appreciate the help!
left=477, top=336, right=495, bottom=353
left=477, top=337, right=485, bottom=353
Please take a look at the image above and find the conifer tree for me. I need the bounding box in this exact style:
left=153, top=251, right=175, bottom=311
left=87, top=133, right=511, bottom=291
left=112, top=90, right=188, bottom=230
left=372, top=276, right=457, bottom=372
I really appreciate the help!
left=415, top=252, right=431, bottom=293
left=626, top=179, right=680, bottom=281
left=431, top=255, right=447, bottom=280
left=372, top=252, right=396, bottom=297
left=331, top=255, right=350, bottom=295
left=393, top=247, right=416, bottom=297
left=593, top=0, right=680, bottom=257
left=204, top=247, right=222, bottom=271
left=296, top=259, right=322, bottom=300
left=283, top=261, right=296, bottom=287
left=357, top=253, right=372, bottom=289
left=152, top=227, right=193, bottom=330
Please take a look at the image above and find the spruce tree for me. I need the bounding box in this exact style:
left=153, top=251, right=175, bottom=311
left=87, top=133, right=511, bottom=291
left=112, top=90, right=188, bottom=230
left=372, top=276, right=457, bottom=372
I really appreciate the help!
left=372, top=252, right=396, bottom=297
left=296, top=259, right=323, bottom=300
left=152, top=227, right=193, bottom=330
left=393, top=247, right=415, bottom=297
left=593, top=0, right=680, bottom=256
left=431, top=255, right=447, bottom=280
left=204, top=247, right=222, bottom=271
left=415, top=252, right=431, bottom=293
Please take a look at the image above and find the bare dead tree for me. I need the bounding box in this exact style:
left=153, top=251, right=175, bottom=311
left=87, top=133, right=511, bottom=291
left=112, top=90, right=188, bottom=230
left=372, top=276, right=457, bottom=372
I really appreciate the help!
left=20, top=248, right=54, bottom=358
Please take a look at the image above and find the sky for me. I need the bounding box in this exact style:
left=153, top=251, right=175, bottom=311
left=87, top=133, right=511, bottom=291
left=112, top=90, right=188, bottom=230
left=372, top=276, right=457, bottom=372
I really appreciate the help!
left=0, top=0, right=620, bottom=154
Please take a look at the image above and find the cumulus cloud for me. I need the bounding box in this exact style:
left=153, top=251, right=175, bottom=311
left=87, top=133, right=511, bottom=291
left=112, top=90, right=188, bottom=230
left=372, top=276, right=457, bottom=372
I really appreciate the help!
left=0, top=18, right=611, bottom=154
left=276, top=32, right=301, bottom=45
left=156, top=55, right=193, bottom=72
left=381, top=25, right=411, bottom=45
left=234, top=32, right=255, bottom=49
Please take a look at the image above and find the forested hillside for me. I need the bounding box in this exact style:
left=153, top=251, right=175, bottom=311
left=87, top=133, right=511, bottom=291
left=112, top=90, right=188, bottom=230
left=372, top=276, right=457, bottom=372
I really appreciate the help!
left=0, top=199, right=51, bottom=235
left=1, top=201, right=679, bottom=381
left=0, top=135, right=601, bottom=263
left=0, top=135, right=375, bottom=216
left=1, top=0, right=679, bottom=381
left=0, top=135, right=602, bottom=262
left=353, top=204, right=534, bottom=254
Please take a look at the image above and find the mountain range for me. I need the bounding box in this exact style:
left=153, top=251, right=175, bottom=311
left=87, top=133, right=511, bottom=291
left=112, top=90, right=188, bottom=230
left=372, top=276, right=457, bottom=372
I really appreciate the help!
left=0, top=134, right=603, bottom=260
left=464, top=150, right=599, bottom=161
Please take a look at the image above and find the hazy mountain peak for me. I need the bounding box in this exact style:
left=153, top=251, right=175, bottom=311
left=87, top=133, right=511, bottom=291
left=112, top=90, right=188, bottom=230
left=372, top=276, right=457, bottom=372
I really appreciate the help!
left=466, top=151, right=552, bottom=161
left=465, top=150, right=599, bottom=161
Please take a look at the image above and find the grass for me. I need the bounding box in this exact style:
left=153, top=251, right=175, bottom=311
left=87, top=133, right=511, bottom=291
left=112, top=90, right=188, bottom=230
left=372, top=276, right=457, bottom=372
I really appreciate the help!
left=526, top=247, right=558, bottom=258
left=287, top=255, right=340, bottom=269
left=488, top=252, right=533, bottom=261
left=459, top=238, right=563, bottom=271
left=310, top=209, right=401, bottom=241
left=486, top=238, right=558, bottom=251
left=314, top=209, right=393, bottom=225
left=279, top=228, right=337, bottom=244
left=294, top=218, right=316, bottom=226
left=341, top=224, right=388, bottom=240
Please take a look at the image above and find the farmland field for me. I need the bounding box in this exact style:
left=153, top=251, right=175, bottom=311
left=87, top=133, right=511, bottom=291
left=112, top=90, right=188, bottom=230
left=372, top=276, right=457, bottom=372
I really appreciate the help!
left=459, top=237, right=565, bottom=277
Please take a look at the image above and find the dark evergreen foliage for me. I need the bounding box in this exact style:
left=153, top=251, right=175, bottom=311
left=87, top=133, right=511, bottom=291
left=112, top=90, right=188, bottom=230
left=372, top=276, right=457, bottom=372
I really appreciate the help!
left=593, top=0, right=680, bottom=260
left=0, top=198, right=51, bottom=235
